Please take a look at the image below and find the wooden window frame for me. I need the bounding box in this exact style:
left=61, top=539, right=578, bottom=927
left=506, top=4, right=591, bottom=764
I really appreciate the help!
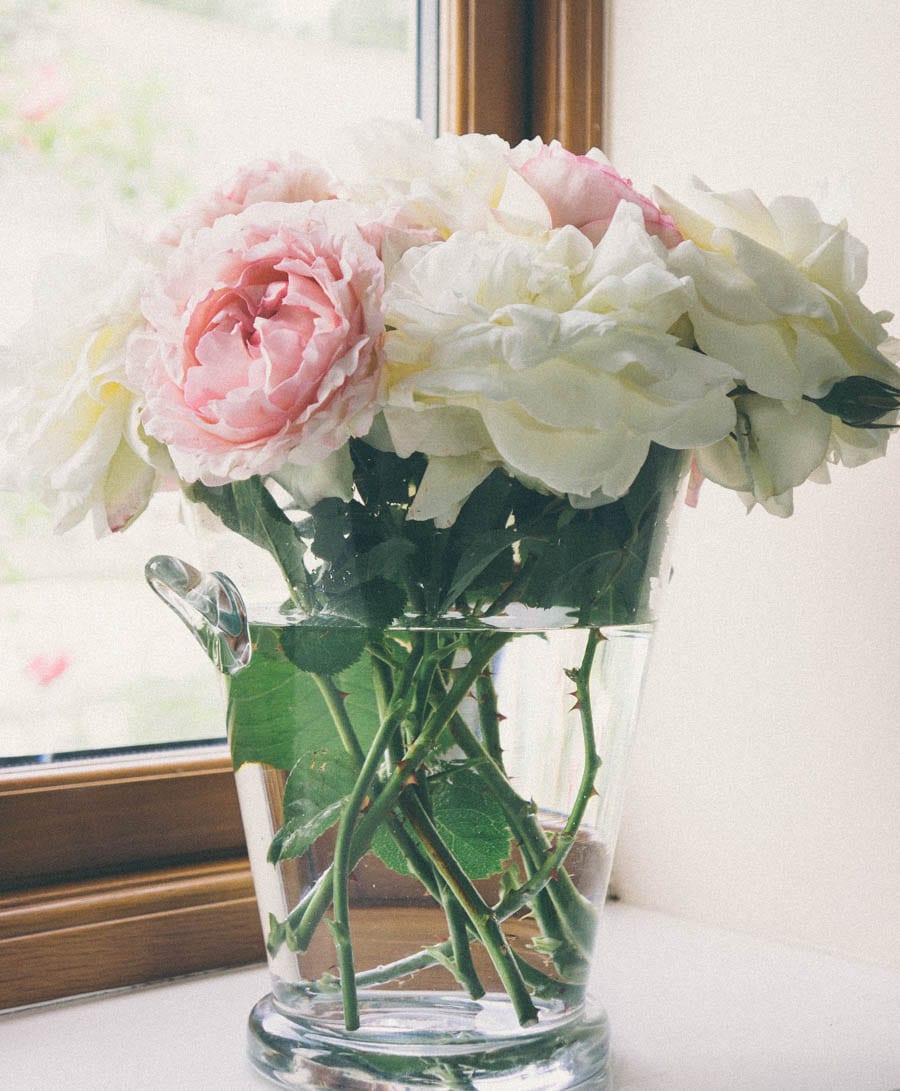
left=0, top=752, right=262, bottom=1007
left=441, top=0, right=605, bottom=152
left=0, top=0, right=605, bottom=1010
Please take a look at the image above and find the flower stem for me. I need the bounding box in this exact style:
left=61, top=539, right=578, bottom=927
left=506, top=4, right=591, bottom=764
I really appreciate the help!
left=312, top=673, right=366, bottom=766
left=445, top=708, right=593, bottom=973
left=283, top=631, right=509, bottom=954
left=400, top=792, right=539, bottom=1027
left=351, top=929, right=580, bottom=1004
left=442, top=630, right=603, bottom=964
left=438, top=878, right=485, bottom=999
left=475, top=668, right=503, bottom=763
left=330, top=642, right=427, bottom=1029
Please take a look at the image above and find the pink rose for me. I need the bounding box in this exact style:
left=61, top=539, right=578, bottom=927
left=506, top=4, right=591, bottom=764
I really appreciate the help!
left=517, top=142, right=682, bottom=248
left=26, top=653, right=71, bottom=687
left=158, top=155, right=337, bottom=245
left=18, top=63, right=69, bottom=122
left=128, top=200, right=385, bottom=486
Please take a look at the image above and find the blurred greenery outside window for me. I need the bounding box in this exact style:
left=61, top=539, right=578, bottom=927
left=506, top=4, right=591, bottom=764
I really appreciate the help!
left=0, top=0, right=418, bottom=762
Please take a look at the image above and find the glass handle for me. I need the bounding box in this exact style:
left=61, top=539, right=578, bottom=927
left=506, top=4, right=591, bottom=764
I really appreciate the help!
left=145, top=555, right=251, bottom=676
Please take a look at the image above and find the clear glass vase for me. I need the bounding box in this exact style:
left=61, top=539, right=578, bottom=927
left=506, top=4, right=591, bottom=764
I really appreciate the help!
left=234, top=618, right=651, bottom=1089
left=145, top=447, right=685, bottom=1090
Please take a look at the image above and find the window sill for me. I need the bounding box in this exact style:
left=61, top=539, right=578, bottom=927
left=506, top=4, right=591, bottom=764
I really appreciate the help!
left=0, top=859, right=264, bottom=1008
left=1, top=904, right=897, bottom=1089
left=0, top=749, right=263, bottom=1007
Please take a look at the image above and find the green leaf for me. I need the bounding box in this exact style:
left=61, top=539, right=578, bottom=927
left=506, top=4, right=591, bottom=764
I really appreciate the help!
left=268, top=747, right=359, bottom=863
left=621, top=443, right=683, bottom=525
left=449, top=470, right=505, bottom=531
left=266, top=913, right=286, bottom=957
left=430, top=765, right=512, bottom=879
left=228, top=637, right=380, bottom=771
left=520, top=510, right=626, bottom=615
left=322, top=539, right=416, bottom=594
left=370, top=819, right=412, bottom=876
left=440, top=529, right=520, bottom=611
left=324, top=577, right=407, bottom=629
left=185, top=478, right=310, bottom=604
left=371, top=763, right=511, bottom=880
left=309, top=497, right=354, bottom=562
left=350, top=439, right=426, bottom=508
left=281, top=620, right=367, bottom=675
left=238, top=480, right=312, bottom=601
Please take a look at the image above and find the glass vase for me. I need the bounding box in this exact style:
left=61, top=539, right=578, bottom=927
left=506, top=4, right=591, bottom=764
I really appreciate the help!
left=145, top=448, right=685, bottom=1091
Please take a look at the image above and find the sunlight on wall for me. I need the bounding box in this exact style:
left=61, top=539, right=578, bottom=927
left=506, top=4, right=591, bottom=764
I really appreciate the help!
left=603, top=0, right=900, bottom=968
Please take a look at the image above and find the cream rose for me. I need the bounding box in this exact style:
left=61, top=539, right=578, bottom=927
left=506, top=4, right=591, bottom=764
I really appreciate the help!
left=381, top=203, right=738, bottom=525
left=696, top=349, right=900, bottom=516
left=656, top=181, right=897, bottom=401
left=347, top=121, right=518, bottom=239
left=127, top=200, right=385, bottom=487
left=0, top=243, right=159, bottom=533
left=657, top=182, right=900, bottom=511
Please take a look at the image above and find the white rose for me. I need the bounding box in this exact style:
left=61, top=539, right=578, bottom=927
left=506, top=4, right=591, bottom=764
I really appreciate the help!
left=656, top=180, right=897, bottom=401
left=347, top=120, right=549, bottom=244
left=657, top=182, right=900, bottom=512
left=382, top=203, right=738, bottom=525
left=694, top=393, right=832, bottom=516
left=0, top=241, right=160, bottom=533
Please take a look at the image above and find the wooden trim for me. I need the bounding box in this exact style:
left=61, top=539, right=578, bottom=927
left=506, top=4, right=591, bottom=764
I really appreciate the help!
left=0, top=750, right=246, bottom=890
left=441, top=0, right=605, bottom=150
left=0, top=859, right=265, bottom=1009
left=530, top=0, right=605, bottom=152
left=440, top=0, right=529, bottom=142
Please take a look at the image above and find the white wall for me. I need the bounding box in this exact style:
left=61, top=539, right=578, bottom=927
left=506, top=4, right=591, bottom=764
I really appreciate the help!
left=604, top=0, right=900, bottom=968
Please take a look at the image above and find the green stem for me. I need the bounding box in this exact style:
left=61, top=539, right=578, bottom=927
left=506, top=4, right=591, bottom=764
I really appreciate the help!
left=351, top=929, right=579, bottom=1004
left=439, top=878, right=485, bottom=999
left=229, top=479, right=314, bottom=612
left=512, top=952, right=584, bottom=1003
left=312, top=673, right=366, bottom=767
left=401, top=791, right=538, bottom=1027
left=330, top=643, right=427, bottom=1029
left=475, top=668, right=503, bottom=763
left=565, top=627, right=603, bottom=838
left=443, top=655, right=600, bottom=961
left=284, top=631, right=509, bottom=953
left=478, top=632, right=603, bottom=946
left=349, top=632, right=509, bottom=851
left=311, top=664, right=443, bottom=903
left=392, top=637, right=483, bottom=997
left=444, top=712, right=575, bottom=974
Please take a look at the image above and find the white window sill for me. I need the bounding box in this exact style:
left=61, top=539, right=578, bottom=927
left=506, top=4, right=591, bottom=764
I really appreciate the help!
left=1, top=903, right=898, bottom=1090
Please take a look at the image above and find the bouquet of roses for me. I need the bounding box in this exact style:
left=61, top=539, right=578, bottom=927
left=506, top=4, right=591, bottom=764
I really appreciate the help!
left=3, top=122, right=898, bottom=1031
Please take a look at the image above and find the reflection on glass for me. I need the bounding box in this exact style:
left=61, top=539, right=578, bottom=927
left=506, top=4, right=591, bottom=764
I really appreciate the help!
left=0, top=0, right=419, bottom=762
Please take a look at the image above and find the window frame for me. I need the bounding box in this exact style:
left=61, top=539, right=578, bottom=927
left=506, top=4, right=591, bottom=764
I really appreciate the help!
left=0, top=0, right=606, bottom=1010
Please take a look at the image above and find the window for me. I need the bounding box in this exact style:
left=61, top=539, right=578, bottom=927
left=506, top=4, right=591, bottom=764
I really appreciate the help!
left=0, top=0, right=606, bottom=1008
left=1, top=0, right=419, bottom=763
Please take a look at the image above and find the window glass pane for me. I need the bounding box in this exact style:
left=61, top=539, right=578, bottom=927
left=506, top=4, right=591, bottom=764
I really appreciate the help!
left=0, top=0, right=419, bottom=762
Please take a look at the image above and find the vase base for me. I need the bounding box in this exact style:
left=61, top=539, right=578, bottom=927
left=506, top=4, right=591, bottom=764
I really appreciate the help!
left=247, top=989, right=610, bottom=1090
